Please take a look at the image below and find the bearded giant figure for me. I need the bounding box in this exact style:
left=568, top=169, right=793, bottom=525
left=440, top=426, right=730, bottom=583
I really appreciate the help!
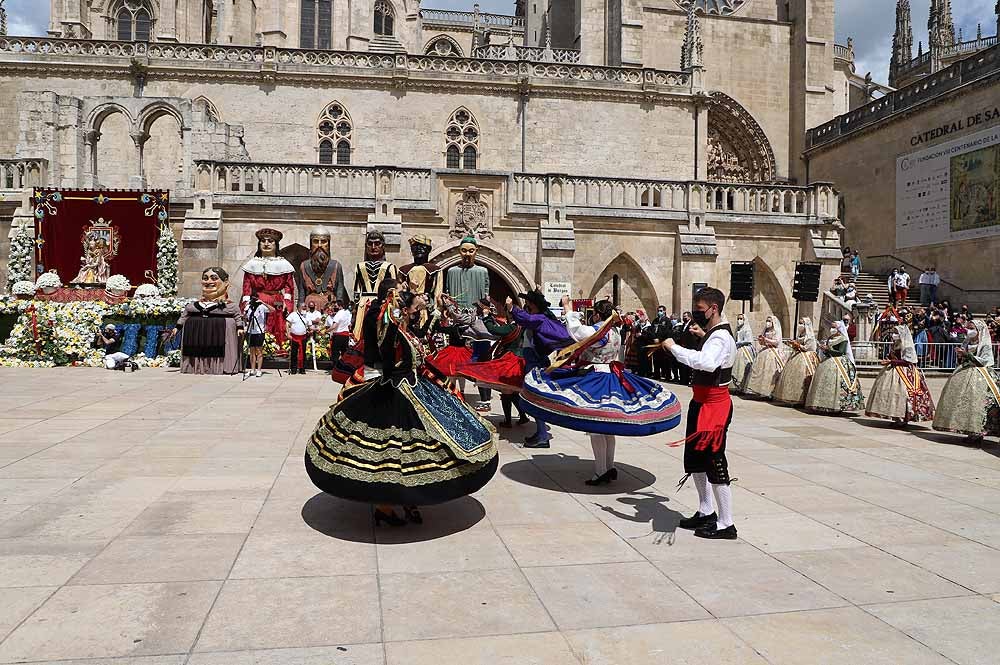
left=298, top=227, right=349, bottom=310
left=241, top=228, right=295, bottom=349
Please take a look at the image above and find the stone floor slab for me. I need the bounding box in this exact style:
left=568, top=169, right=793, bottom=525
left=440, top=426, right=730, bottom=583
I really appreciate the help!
left=71, top=534, right=246, bottom=584
left=187, top=644, right=385, bottom=665
left=495, top=522, right=643, bottom=567
left=384, top=633, right=581, bottom=665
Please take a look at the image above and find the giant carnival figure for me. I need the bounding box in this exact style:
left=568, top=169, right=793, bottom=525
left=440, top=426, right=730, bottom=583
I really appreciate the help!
left=299, top=226, right=349, bottom=310
left=241, top=228, right=295, bottom=349
left=352, top=229, right=398, bottom=339
left=399, top=234, right=445, bottom=306
left=445, top=236, right=494, bottom=411
left=172, top=266, right=244, bottom=375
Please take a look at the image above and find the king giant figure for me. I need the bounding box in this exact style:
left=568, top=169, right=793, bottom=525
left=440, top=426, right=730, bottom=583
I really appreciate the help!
left=299, top=226, right=349, bottom=310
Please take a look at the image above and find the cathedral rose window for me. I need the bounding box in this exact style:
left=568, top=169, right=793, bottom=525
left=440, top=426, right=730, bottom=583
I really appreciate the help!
left=674, top=0, right=750, bottom=16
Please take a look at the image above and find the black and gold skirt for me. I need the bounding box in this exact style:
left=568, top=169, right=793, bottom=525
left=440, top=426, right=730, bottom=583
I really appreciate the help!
left=305, top=375, right=498, bottom=505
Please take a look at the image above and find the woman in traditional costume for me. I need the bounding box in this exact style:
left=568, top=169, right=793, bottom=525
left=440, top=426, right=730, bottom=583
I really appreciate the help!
left=744, top=315, right=785, bottom=398
left=773, top=317, right=820, bottom=406
left=730, top=314, right=756, bottom=395
left=866, top=324, right=935, bottom=426
left=426, top=304, right=473, bottom=390
left=455, top=299, right=530, bottom=428
left=521, top=298, right=682, bottom=485
left=171, top=267, right=244, bottom=375
left=806, top=320, right=864, bottom=414
left=305, top=289, right=498, bottom=526
left=933, top=319, right=1000, bottom=444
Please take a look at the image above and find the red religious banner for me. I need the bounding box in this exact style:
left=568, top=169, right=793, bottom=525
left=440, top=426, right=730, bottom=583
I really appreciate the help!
left=32, top=189, right=167, bottom=288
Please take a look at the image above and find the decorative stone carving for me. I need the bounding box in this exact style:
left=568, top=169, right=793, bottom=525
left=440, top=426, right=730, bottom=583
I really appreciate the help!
left=707, top=91, right=776, bottom=183
left=674, top=0, right=751, bottom=16
left=451, top=187, right=493, bottom=240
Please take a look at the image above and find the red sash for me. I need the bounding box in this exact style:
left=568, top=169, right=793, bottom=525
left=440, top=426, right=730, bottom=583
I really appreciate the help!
left=667, top=385, right=731, bottom=452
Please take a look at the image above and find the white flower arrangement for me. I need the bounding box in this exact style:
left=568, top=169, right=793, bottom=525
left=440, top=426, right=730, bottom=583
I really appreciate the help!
left=35, top=271, right=62, bottom=289
left=156, top=224, right=179, bottom=297
left=11, top=281, right=36, bottom=296
left=6, top=224, right=33, bottom=292
left=105, top=274, right=131, bottom=293
left=134, top=283, right=161, bottom=298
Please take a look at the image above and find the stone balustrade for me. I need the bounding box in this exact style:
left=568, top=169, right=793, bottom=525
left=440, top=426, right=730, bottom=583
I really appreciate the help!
left=833, top=43, right=854, bottom=64
left=473, top=44, right=581, bottom=64
left=0, top=36, right=691, bottom=93
left=420, top=8, right=525, bottom=30
left=941, top=35, right=998, bottom=58
left=0, top=158, right=47, bottom=190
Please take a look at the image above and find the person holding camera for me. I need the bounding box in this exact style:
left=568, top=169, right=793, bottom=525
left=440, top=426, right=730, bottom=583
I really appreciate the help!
left=93, top=324, right=129, bottom=369
left=244, top=294, right=273, bottom=378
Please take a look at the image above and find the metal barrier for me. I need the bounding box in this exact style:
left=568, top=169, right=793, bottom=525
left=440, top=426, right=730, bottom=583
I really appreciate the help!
left=852, top=341, right=965, bottom=370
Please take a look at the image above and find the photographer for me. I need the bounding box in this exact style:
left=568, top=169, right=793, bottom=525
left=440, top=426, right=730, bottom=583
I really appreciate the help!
left=244, top=293, right=273, bottom=378
left=93, top=324, right=129, bottom=370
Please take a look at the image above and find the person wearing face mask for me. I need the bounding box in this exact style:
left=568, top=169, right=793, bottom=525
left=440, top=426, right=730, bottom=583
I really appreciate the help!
left=806, top=319, right=864, bottom=414
left=730, top=314, right=756, bottom=395
left=676, top=312, right=695, bottom=385
left=933, top=319, right=1000, bottom=444
left=773, top=317, right=819, bottom=406
left=649, top=306, right=672, bottom=381
left=521, top=298, right=681, bottom=484
left=865, top=324, right=935, bottom=426
left=662, top=287, right=738, bottom=540
left=744, top=315, right=785, bottom=398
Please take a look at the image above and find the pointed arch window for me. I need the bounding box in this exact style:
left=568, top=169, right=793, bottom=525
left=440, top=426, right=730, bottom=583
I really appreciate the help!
left=300, top=0, right=333, bottom=49
left=374, top=1, right=395, bottom=36
left=317, top=102, right=353, bottom=165
left=445, top=108, right=480, bottom=170
left=115, top=0, right=154, bottom=41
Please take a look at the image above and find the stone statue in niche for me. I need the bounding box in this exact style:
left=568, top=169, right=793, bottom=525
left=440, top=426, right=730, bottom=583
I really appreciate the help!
left=451, top=187, right=493, bottom=240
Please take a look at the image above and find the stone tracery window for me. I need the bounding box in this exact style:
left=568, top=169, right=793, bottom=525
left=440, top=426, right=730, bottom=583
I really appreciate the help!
left=300, top=0, right=333, bottom=49
left=445, top=108, right=479, bottom=170
left=317, top=102, right=353, bottom=165
left=425, top=36, right=464, bottom=57
left=674, top=0, right=750, bottom=16
left=114, top=0, right=154, bottom=41
left=374, top=0, right=395, bottom=36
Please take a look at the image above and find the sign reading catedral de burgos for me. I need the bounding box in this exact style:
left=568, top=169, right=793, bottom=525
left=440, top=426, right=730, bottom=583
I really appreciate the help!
left=910, top=106, right=1000, bottom=147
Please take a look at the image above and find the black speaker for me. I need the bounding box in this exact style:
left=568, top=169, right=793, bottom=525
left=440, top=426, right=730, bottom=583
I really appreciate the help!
left=730, top=262, right=755, bottom=301
left=793, top=262, right=822, bottom=302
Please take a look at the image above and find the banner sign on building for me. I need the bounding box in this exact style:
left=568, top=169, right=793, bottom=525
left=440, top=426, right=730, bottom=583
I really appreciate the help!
left=896, top=124, right=1000, bottom=249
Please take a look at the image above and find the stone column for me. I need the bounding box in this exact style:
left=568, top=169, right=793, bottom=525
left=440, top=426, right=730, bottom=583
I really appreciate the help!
left=85, top=130, right=101, bottom=189
left=157, top=0, right=179, bottom=41
left=129, top=130, right=149, bottom=189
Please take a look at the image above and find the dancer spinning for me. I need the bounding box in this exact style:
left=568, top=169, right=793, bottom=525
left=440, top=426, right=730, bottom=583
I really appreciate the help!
left=455, top=298, right=530, bottom=428
left=744, top=315, right=784, bottom=398
left=805, top=319, right=864, bottom=414
left=663, top=287, right=738, bottom=540
left=730, top=313, right=756, bottom=395
left=305, top=285, right=498, bottom=526
left=865, top=324, right=935, bottom=426
left=933, top=319, right=999, bottom=444
left=521, top=298, right=682, bottom=484
left=773, top=317, right=819, bottom=406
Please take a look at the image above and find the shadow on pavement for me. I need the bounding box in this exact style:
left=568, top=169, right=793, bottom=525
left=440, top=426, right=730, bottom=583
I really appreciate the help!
left=501, top=454, right=657, bottom=495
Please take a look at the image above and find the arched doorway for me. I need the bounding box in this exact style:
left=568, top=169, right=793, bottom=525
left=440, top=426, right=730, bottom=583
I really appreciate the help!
left=429, top=241, right=532, bottom=305
left=589, top=252, right=658, bottom=314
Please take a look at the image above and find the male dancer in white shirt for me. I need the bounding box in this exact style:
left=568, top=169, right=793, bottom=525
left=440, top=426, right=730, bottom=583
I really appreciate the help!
left=663, top=287, right=738, bottom=540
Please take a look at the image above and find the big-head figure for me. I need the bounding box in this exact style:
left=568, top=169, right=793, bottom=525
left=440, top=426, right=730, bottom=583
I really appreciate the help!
left=445, top=236, right=490, bottom=309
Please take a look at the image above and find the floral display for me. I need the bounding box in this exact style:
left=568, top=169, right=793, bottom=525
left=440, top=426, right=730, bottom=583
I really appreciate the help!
left=11, top=281, right=36, bottom=297
left=35, top=271, right=62, bottom=290
left=105, top=274, right=132, bottom=293
left=134, top=283, right=161, bottom=298
left=156, top=223, right=179, bottom=297
left=6, top=224, right=33, bottom=291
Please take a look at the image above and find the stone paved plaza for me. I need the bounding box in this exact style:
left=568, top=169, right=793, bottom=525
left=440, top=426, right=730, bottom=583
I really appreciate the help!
left=1, top=368, right=999, bottom=664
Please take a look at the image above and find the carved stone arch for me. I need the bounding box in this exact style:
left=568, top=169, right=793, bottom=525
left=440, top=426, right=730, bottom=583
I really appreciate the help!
left=137, top=100, right=187, bottom=135
left=424, top=34, right=464, bottom=57
left=752, top=256, right=790, bottom=332
left=588, top=252, right=659, bottom=314
left=88, top=102, right=135, bottom=133
left=706, top=92, right=776, bottom=184
left=192, top=95, right=221, bottom=122
left=429, top=240, right=532, bottom=297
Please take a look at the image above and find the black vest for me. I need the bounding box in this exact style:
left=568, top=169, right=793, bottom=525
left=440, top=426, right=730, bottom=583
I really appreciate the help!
left=692, top=323, right=734, bottom=387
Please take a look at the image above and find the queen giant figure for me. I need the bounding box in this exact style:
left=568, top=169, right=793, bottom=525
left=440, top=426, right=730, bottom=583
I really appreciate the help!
left=241, top=228, right=295, bottom=349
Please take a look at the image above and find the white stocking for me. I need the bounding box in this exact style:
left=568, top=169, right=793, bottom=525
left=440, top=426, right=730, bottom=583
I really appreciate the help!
left=589, top=434, right=609, bottom=476
left=712, top=483, right=734, bottom=529
left=693, top=472, right=715, bottom=516
left=604, top=435, right=616, bottom=471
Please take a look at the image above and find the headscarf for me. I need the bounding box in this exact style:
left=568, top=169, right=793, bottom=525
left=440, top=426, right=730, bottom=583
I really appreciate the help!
left=798, top=317, right=817, bottom=352
left=834, top=320, right=855, bottom=363
left=763, top=315, right=782, bottom=345
left=969, top=319, right=995, bottom=368
left=736, top=316, right=754, bottom=344
left=894, top=324, right=917, bottom=364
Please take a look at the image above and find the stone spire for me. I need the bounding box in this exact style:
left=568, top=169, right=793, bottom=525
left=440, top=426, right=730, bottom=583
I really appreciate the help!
left=889, top=0, right=913, bottom=87
left=928, top=0, right=956, bottom=51
left=680, top=3, right=703, bottom=71
left=0, top=0, right=7, bottom=37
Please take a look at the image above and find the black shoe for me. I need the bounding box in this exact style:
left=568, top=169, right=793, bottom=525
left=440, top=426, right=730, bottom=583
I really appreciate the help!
left=373, top=508, right=406, bottom=527
left=403, top=506, right=423, bottom=525
left=523, top=438, right=551, bottom=449
left=694, top=524, right=738, bottom=540
left=584, top=469, right=616, bottom=486
left=678, top=511, right=717, bottom=530
left=608, top=467, right=618, bottom=480
left=518, top=415, right=530, bottom=425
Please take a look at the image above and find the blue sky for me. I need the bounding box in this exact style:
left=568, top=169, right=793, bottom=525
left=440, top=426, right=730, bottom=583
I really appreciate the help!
left=5, top=0, right=997, bottom=84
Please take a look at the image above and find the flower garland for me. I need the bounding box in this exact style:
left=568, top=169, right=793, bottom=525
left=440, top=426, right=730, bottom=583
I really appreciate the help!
left=6, top=224, right=33, bottom=291
left=156, top=223, right=179, bottom=297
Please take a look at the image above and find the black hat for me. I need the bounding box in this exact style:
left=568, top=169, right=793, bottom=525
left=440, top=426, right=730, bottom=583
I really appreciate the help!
left=518, top=289, right=551, bottom=311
